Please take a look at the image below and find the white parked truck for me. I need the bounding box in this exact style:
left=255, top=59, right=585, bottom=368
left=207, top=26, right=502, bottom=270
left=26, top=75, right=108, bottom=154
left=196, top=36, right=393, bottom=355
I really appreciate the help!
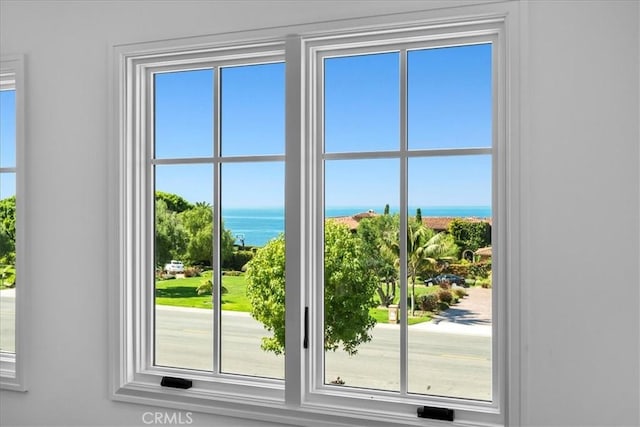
left=164, top=260, right=184, bottom=274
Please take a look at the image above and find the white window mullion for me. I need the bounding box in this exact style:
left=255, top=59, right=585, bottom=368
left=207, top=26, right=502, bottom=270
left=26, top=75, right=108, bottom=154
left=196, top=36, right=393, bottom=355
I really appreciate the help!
left=284, top=34, right=304, bottom=406
left=399, top=48, right=409, bottom=396
left=212, top=67, right=222, bottom=376
left=313, top=47, right=325, bottom=394
left=493, top=27, right=506, bottom=412
left=143, top=68, right=155, bottom=372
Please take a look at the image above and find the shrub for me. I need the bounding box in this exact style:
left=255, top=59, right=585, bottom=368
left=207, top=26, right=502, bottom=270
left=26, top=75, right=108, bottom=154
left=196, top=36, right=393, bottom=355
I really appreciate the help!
left=184, top=266, right=201, bottom=277
left=447, top=262, right=490, bottom=279
left=447, top=264, right=470, bottom=277
left=470, top=262, right=491, bottom=279
left=196, top=279, right=212, bottom=295
left=476, top=278, right=492, bottom=288
left=196, top=278, right=228, bottom=296
left=453, top=288, right=467, bottom=299
left=418, top=293, right=439, bottom=312
left=437, top=301, right=450, bottom=311
left=438, top=289, right=453, bottom=305
left=439, top=281, right=451, bottom=290
left=0, top=264, right=16, bottom=288
left=223, top=270, right=242, bottom=276
left=225, top=250, right=254, bottom=271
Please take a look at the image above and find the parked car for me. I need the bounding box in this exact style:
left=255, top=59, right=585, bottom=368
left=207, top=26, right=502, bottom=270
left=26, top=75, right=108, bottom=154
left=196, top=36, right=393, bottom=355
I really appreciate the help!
left=164, top=260, right=184, bottom=274
left=424, top=273, right=466, bottom=287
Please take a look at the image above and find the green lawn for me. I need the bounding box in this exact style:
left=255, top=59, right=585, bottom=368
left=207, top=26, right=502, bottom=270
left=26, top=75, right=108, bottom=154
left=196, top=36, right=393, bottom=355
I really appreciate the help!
left=155, top=274, right=251, bottom=311
left=370, top=307, right=433, bottom=325
left=155, top=274, right=446, bottom=325
left=370, top=283, right=442, bottom=325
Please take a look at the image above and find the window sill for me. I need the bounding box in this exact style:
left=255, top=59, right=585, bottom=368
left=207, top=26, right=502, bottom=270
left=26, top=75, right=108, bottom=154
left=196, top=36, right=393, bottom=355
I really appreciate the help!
left=0, top=352, right=26, bottom=392
left=113, top=378, right=504, bottom=427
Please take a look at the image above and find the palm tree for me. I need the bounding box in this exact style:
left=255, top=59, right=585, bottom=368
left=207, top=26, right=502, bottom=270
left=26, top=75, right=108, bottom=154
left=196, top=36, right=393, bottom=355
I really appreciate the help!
left=389, top=219, right=458, bottom=315
left=406, top=220, right=428, bottom=315
left=416, top=230, right=458, bottom=278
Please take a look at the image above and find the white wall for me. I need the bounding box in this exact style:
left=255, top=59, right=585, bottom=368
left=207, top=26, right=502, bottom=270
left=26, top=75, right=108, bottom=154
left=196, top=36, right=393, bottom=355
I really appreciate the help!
left=0, top=1, right=638, bottom=426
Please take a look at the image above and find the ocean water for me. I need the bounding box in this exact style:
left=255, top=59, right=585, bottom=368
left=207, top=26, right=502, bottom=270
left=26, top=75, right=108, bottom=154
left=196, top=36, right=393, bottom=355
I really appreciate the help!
left=222, top=206, right=491, bottom=247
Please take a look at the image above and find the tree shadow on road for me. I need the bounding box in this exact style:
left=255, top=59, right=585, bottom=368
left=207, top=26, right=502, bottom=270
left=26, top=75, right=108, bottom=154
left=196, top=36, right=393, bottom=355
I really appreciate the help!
left=432, top=307, right=491, bottom=326
left=155, top=286, right=198, bottom=298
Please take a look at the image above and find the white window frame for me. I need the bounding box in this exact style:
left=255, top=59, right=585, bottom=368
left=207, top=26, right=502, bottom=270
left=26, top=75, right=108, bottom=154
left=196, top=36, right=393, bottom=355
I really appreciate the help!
left=0, top=54, right=28, bottom=392
left=150, top=55, right=287, bottom=382
left=304, top=28, right=501, bottom=418
left=109, top=2, right=522, bottom=425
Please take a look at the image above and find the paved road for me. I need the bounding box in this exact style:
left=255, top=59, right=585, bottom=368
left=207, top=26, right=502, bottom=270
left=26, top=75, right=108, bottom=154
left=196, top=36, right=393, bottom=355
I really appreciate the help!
left=155, top=294, right=492, bottom=400
left=0, top=288, right=492, bottom=401
left=0, top=289, right=15, bottom=353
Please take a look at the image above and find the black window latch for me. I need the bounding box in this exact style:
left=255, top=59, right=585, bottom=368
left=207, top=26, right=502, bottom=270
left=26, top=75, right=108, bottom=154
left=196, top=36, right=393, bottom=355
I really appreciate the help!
left=303, top=306, right=309, bottom=349
left=161, top=376, right=192, bottom=389
left=417, top=406, right=454, bottom=421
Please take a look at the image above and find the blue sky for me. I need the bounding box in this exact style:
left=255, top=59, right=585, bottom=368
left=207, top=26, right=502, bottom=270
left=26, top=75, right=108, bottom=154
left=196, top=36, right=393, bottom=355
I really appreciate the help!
left=0, top=45, right=492, bottom=207
left=0, top=89, right=16, bottom=199
left=153, top=43, right=492, bottom=209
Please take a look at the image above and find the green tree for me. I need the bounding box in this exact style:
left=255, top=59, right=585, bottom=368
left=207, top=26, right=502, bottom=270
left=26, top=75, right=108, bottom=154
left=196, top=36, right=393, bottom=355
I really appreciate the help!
left=180, top=205, right=214, bottom=265
left=448, top=218, right=491, bottom=253
left=220, top=224, right=236, bottom=267
left=415, top=207, right=422, bottom=223
left=245, top=235, right=286, bottom=354
left=155, top=191, right=193, bottom=213
left=155, top=199, right=189, bottom=266
left=323, top=221, right=379, bottom=355
left=155, top=196, right=235, bottom=268
left=178, top=203, right=217, bottom=265
left=246, top=221, right=379, bottom=356
left=357, top=214, right=399, bottom=306
left=0, top=196, right=16, bottom=258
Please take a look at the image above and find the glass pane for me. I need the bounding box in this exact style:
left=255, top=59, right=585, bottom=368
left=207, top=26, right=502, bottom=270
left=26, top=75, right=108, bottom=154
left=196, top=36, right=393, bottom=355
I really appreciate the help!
left=408, top=44, right=492, bottom=150
left=324, top=159, right=400, bottom=391
left=221, top=63, right=285, bottom=156
left=221, top=162, right=284, bottom=379
left=0, top=173, right=16, bottom=354
left=1, top=89, right=16, bottom=168
left=324, top=53, right=399, bottom=153
left=154, top=164, right=214, bottom=371
left=407, top=155, right=492, bottom=400
left=154, top=69, right=214, bottom=159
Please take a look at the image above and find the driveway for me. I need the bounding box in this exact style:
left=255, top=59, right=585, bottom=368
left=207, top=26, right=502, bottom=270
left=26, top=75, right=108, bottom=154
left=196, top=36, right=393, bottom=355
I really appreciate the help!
left=413, top=286, right=492, bottom=336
